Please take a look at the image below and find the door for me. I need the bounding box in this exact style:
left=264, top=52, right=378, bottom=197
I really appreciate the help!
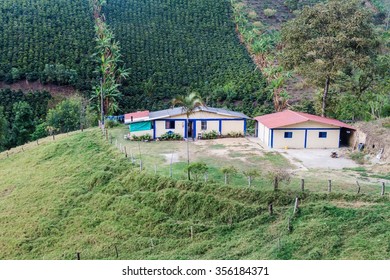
left=188, top=120, right=193, bottom=139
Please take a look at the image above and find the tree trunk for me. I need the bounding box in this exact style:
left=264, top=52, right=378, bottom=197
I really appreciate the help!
left=186, top=116, right=191, bottom=180
left=321, top=76, right=330, bottom=117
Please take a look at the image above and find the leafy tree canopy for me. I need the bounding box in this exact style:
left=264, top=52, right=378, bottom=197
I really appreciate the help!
left=281, top=0, right=381, bottom=116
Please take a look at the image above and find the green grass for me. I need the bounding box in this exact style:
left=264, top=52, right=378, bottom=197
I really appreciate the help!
left=0, top=129, right=389, bottom=260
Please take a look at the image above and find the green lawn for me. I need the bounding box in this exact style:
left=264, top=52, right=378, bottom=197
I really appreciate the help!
left=1, top=128, right=389, bottom=260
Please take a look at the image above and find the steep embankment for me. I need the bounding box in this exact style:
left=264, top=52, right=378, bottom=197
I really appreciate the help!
left=0, top=130, right=389, bottom=259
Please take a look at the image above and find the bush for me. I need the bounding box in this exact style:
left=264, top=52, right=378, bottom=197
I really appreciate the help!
left=227, top=131, right=244, bottom=138
left=350, top=152, right=365, bottom=164
left=131, top=134, right=152, bottom=141
left=160, top=132, right=183, bottom=141
left=185, top=162, right=208, bottom=181
left=263, top=8, right=277, bottom=17
left=105, top=119, right=119, bottom=128
left=252, top=21, right=265, bottom=29
left=248, top=10, right=258, bottom=20
left=202, top=130, right=218, bottom=139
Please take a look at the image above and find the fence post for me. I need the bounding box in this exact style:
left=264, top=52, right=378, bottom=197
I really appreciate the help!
left=328, top=180, right=332, bottom=193
left=356, top=180, right=361, bottom=194
left=76, top=252, right=80, bottom=260
left=105, top=129, right=108, bottom=141
left=154, top=164, right=157, bottom=175
left=124, top=146, right=128, bottom=158
left=287, top=218, right=292, bottom=233
left=36, top=139, right=39, bottom=146
left=190, top=226, right=194, bottom=240
left=204, top=172, right=208, bottom=182
left=273, top=176, right=279, bottom=191
left=293, top=197, right=299, bottom=215
left=140, top=160, right=143, bottom=171
left=268, top=203, right=273, bottom=216
left=114, top=245, right=119, bottom=258
left=301, top=178, right=304, bottom=192
left=381, top=182, right=386, bottom=196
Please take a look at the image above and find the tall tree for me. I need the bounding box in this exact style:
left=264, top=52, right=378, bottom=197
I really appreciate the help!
left=11, top=102, right=35, bottom=146
left=281, top=0, right=380, bottom=116
left=91, top=0, right=129, bottom=122
left=46, top=98, right=82, bottom=134
left=0, top=106, right=8, bottom=151
left=172, top=92, right=204, bottom=180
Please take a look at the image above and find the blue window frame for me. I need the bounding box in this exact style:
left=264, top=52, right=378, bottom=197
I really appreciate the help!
left=319, top=132, right=327, bottom=138
left=284, top=132, right=293, bottom=138
left=201, top=121, right=207, bottom=130
left=165, top=120, right=175, bottom=129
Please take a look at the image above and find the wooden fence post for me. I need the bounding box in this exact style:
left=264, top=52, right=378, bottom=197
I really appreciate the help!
left=273, top=176, right=279, bottom=191
left=381, top=182, right=386, bottom=196
left=76, top=252, right=80, bottom=260
left=287, top=218, right=292, bottom=233
left=204, top=172, right=208, bottom=182
left=139, top=160, right=143, bottom=171
left=301, top=178, right=304, bottom=192
left=268, top=203, right=273, bottom=216
left=105, top=129, right=108, bottom=141
left=328, top=180, right=332, bottom=193
left=124, top=146, right=128, bottom=158
left=293, top=197, right=299, bottom=215
left=356, top=181, right=361, bottom=194
left=36, top=139, right=39, bottom=146
left=114, top=245, right=119, bottom=258
left=190, top=226, right=194, bottom=240
left=154, top=164, right=157, bottom=175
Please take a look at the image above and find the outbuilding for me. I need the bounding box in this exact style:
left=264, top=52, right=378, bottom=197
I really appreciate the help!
left=125, top=106, right=250, bottom=139
left=254, top=110, right=355, bottom=149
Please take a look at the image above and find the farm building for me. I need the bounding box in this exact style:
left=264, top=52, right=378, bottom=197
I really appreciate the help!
left=254, top=110, right=355, bottom=149
left=124, top=106, right=250, bottom=139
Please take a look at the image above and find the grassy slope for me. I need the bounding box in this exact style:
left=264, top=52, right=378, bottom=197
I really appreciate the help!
left=0, top=130, right=389, bottom=260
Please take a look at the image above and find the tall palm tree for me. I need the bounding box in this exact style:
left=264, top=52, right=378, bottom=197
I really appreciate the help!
left=172, top=92, right=204, bottom=180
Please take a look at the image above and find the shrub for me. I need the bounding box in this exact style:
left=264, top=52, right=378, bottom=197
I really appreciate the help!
left=350, top=152, right=365, bottom=164
left=248, top=10, right=258, bottom=20
left=131, top=134, right=152, bottom=141
left=252, top=21, right=265, bottom=29
left=263, top=8, right=277, bottom=17
left=160, top=132, right=183, bottom=141
left=202, top=130, right=218, bottom=139
left=186, top=162, right=208, bottom=181
left=105, top=119, right=119, bottom=128
left=227, top=131, right=244, bottom=138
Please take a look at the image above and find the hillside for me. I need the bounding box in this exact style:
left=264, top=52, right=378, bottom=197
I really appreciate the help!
left=0, top=0, right=267, bottom=114
left=0, top=129, right=389, bottom=260
left=0, top=0, right=95, bottom=88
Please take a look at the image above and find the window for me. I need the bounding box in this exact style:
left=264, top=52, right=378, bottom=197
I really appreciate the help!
left=165, top=120, right=175, bottom=129
left=201, top=121, right=207, bottom=130
left=284, top=132, right=293, bottom=138
left=319, top=132, right=327, bottom=138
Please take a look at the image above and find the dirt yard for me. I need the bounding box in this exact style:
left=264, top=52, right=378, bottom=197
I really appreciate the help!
left=277, top=148, right=359, bottom=170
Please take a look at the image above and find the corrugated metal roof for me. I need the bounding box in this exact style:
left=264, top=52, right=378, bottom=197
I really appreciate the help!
left=148, top=106, right=251, bottom=120
left=254, top=110, right=355, bottom=130
left=125, top=110, right=149, bottom=119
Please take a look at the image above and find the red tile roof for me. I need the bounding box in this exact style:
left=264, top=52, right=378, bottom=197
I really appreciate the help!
left=254, top=110, right=355, bottom=130
left=124, top=110, right=149, bottom=120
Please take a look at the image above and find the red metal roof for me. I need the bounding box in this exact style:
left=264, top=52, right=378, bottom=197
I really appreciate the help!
left=124, top=110, right=149, bottom=120
left=254, top=110, right=355, bottom=130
